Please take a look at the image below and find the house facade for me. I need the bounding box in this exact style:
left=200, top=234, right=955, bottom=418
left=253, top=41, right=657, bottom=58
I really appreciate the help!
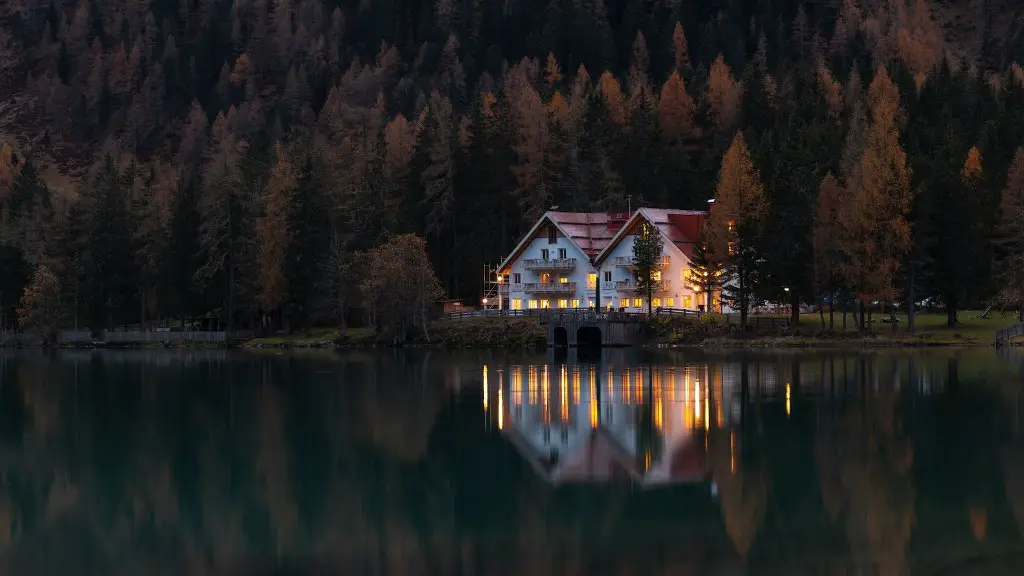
left=498, top=208, right=723, bottom=312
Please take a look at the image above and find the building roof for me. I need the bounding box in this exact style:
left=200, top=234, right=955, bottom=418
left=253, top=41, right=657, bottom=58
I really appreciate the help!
left=593, top=208, right=707, bottom=264
left=497, top=211, right=632, bottom=272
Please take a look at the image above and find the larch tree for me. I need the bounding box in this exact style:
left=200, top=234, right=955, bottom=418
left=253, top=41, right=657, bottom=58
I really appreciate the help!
left=422, top=90, right=457, bottom=236
left=672, top=22, right=690, bottom=71
left=813, top=172, right=844, bottom=330
left=508, top=73, right=551, bottom=221
left=17, top=264, right=62, bottom=344
left=632, top=220, right=664, bottom=317
left=996, top=147, right=1024, bottom=319
left=360, top=234, right=443, bottom=343
left=706, top=54, right=741, bottom=134
left=710, top=132, right=768, bottom=329
left=658, top=71, right=697, bottom=141
left=256, top=142, right=296, bottom=319
left=597, top=71, right=626, bottom=127
left=840, top=67, right=913, bottom=331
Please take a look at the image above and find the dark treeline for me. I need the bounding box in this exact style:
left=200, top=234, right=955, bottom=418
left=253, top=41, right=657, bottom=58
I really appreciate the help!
left=2, top=0, right=1024, bottom=332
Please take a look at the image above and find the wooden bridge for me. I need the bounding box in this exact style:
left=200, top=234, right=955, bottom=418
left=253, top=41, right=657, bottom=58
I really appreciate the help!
left=539, top=310, right=652, bottom=348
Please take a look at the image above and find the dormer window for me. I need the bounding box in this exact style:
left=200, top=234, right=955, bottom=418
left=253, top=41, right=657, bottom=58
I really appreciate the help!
left=558, top=248, right=566, bottom=259
left=548, top=224, right=557, bottom=244
left=541, top=248, right=550, bottom=260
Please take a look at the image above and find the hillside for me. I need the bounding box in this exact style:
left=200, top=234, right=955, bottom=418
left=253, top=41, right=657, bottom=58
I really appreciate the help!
left=2, top=0, right=1024, bottom=333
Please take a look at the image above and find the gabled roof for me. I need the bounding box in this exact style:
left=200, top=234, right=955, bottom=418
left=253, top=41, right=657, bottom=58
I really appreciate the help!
left=498, top=211, right=631, bottom=272
left=593, top=208, right=707, bottom=265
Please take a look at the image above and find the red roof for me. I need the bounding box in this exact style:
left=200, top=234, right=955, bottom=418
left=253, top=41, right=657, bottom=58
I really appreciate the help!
left=642, top=209, right=706, bottom=258
left=546, top=211, right=630, bottom=259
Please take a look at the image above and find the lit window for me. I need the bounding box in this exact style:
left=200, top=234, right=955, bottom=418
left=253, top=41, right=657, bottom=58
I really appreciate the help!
left=652, top=270, right=662, bottom=282
left=571, top=299, right=580, bottom=308
left=559, top=276, right=568, bottom=283
left=666, top=297, right=675, bottom=307
left=684, top=295, right=693, bottom=309
left=588, top=299, right=595, bottom=307
left=683, top=269, right=692, bottom=281
left=633, top=298, right=642, bottom=308
left=606, top=301, right=613, bottom=310
left=587, top=273, right=597, bottom=289
left=727, top=220, right=735, bottom=233
left=528, top=300, right=539, bottom=309
left=512, top=299, right=522, bottom=310
left=557, top=299, right=569, bottom=308
left=620, top=298, right=629, bottom=308
left=540, top=273, right=551, bottom=284
left=541, top=300, right=551, bottom=309
left=652, top=298, right=662, bottom=307
left=727, top=242, right=735, bottom=256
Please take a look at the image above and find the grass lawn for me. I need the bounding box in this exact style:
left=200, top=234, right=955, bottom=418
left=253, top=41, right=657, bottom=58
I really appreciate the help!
left=788, top=309, right=1022, bottom=345
left=243, top=327, right=375, bottom=347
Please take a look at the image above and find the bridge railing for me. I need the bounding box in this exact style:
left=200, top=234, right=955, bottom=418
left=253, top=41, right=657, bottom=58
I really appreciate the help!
left=443, top=307, right=705, bottom=322
left=995, top=323, right=1024, bottom=346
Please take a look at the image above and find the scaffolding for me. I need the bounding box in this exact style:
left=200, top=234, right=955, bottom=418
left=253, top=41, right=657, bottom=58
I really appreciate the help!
left=481, top=263, right=503, bottom=310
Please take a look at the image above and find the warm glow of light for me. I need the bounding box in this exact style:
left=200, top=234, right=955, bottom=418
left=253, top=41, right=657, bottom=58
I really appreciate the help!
left=786, top=383, right=791, bottom=417
left=694, top=380, right=701, bottom=425
left=498, top=386, right=504, bottom=430
left=607, top=368, right=614, bottom=400
left=704, top=384, right=709, bottom=431
left=624, top=370, right=631, bottom=404
left=730, top=431, right=736, bottom=474
left=573, top=367, right=581, bottom=404
left=590, top=375, right=598, bottom=429
left=512, top=367, right=522, bottom=405
left=483, top=365, right=489, bottom=410
left=635, top=369, right=643, bottom=404
left=542, top=365, right=550, bottom=422
left=655, top=396, right=663, bottom=430
left=528, top=366, right=538, bottom=404
left=560, top=365, right=569, bottom=422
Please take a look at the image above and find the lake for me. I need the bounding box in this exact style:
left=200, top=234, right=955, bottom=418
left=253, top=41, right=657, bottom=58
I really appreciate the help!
left=0, top=348, right=1023, bottom=575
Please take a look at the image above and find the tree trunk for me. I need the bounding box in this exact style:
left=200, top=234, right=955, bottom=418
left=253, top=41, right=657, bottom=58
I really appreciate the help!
left=819, top=295, right=826, bottom=330
left=907, top=268, right=916, bottom=332
left=790, top=289, right=799, bottom=326
left=227, top=257, right=235, bottom=333
left=890, top=300, right=898, bottom=333
left=858, top=300, right=866, bottom=332
left=829, top=290, right=834, bottom=330
left=946, top=293, right=957, bottom=327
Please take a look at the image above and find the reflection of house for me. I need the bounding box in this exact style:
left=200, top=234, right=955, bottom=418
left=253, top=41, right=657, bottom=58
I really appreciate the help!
left=484, top=363, right=724, bottom=486
left=497, top=209, right=725, bottom=313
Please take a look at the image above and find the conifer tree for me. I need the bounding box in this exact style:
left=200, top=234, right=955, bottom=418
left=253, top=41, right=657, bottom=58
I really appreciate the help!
left=633, top=221, right=664, bottom=317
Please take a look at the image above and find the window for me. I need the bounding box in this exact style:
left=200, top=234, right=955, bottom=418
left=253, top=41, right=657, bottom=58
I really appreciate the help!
left=588, top=299, right=595, bottom=307
left=541, top=248, right=550, bottom=260
left=513, top=273, right=521, bottom=283
left=727, top=220, right=735, bottom=233
left=652, top=298, right=662, bottom=308
left=587, top=273, right=597, bottom=289
left=620, top=298, right=629, bottom=308
left=683, top=295, right=693, bottom=309
left=665, top=297, right=675, bottom=307
left=604, top=271, right=612, bottom=281
left=540, top=273, right=551, bottom=284
left=571, top=299, right=580, bottom=308
left=606, top=301, right=614, bottom=310
left=548, top=224, right=557, bottom=244
left=558, top=248, right=567, bottom=259
left=652, top=270, right=662, bottom=282
left=559, top=276, right=568, bottom=283
left=682, top=269, right=692, bottom=281
left=528, top=300, right=539, bottom=309
left=633, top=298, right=643, bottom=308
left=557, top=299, right=569, bottom=308
left=511, top=299, right=522, bottom=310
left=727, top=241, right=735, bottom=256
left=541, top=300, right=551, bottom=309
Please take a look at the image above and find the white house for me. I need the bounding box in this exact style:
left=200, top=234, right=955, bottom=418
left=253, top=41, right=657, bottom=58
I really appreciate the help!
left=497, top=208, right=722, bottom=312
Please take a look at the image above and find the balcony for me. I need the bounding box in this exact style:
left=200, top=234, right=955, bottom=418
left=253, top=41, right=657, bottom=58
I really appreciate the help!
left=613, top=256, right=670, bottom=268
left=523, top=282, right=578, bottom=294
left=523, top=258, right=577, bottom=271
left=614, top=280, right=670, bottom=293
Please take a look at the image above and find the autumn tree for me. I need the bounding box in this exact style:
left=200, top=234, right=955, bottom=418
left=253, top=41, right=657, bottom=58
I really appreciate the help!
left=256, top=143, right=296, bottom=320
left=672, top=22, right=690, bottom=71
left=813, top=173, right=844, bottom=330
left=840, top=68, right=913, bottom=330
left=360, top=235, right=443, bottom=343
left=709, top=132, right=768, bottom=329
left=687, top=224, right=723, bottom=312
left=706, top=54, right=741, bottom=134
left=17, top=264, right=62, bottom=344
left=632, top=221, right=664, bottom=316
left=996, top=148, right=1024, bottom=319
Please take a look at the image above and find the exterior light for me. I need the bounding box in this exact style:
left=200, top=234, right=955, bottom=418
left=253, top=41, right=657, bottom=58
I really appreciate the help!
left=482, top=298, right=488, bottom=304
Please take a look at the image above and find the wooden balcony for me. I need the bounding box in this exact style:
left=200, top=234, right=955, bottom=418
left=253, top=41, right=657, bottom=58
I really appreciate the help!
left=522, top=258, right=577, bottom=271
left=523, top=282, right=578, bottom=294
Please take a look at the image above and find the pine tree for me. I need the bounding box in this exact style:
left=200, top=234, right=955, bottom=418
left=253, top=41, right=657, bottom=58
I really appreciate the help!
left=687, top=225, right=723, bottom=312
left=256, top=142, right=295, bottom=318
left=813, top=172, right=844, bottom=329
left=633, top=220, right=664, bottom=316
left=996, top=147, right=1024, bottom=319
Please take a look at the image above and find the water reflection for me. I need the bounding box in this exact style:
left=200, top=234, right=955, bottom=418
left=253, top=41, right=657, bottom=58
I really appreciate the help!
left=0, top=349, right=1022, bottom=574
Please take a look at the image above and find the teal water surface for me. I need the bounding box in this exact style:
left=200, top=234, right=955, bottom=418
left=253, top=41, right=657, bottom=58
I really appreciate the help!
left=0, top=348, right=1023, bottom=575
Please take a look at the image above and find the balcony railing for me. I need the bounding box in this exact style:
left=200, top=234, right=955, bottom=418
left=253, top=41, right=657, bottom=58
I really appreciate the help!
left=523, top=282, right=578, bottom=294
left=613, top=256, right=670, bottom=268
left=523, top=258, right=577, bottom=271
left=614, top=280, right=670, bottom=293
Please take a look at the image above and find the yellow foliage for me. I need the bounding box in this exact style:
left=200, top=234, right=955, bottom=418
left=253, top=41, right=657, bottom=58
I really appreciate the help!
left=962, top=146, right=983, bottom=181
left=543, top=52, right=563, bottom=88
left=707, top=54, right=741, bottom=131
left=658, top=71, right=696, bottom=139
left=546, top=90, right=570, bottom=127
left=598, top=71, right=626, bottom=126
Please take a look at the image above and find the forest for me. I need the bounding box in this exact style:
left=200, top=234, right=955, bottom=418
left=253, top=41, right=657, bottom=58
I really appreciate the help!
left=2, top=0, right=1024, bottom=333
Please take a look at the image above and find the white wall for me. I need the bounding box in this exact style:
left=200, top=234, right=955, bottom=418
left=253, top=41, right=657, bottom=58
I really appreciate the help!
left=504, top=224, right=597, bottom=309
left=595, top=230, right=703, bottom=311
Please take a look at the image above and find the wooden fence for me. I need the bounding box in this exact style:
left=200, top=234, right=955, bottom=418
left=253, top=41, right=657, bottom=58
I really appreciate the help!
left=443, top=308, right=703, bottom=321
left=995, top=323, right=1024, bottom=346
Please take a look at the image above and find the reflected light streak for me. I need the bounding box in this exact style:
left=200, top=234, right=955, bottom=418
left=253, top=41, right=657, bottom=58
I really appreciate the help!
left=542, top=365, right=550, bottom=422
left=498, top=386, right=504, bottom=430
left=483, top=365, right=488, bottom=410
left=560, top=365, right=569, bottom=422
left=512, top=367, right=522, bottom=405
left=730, top=431, right=736, bottom=473
left=786, top=383, right=791, bottom=417
left=694, top=380, right=701, bottom=426
left=573, top=367, right=580, bottom=404
left=590, top=377, right=598, bottom=429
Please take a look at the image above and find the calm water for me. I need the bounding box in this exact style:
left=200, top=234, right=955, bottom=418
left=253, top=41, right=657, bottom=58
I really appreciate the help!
left=0, top=348, right=1023, bottom=575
